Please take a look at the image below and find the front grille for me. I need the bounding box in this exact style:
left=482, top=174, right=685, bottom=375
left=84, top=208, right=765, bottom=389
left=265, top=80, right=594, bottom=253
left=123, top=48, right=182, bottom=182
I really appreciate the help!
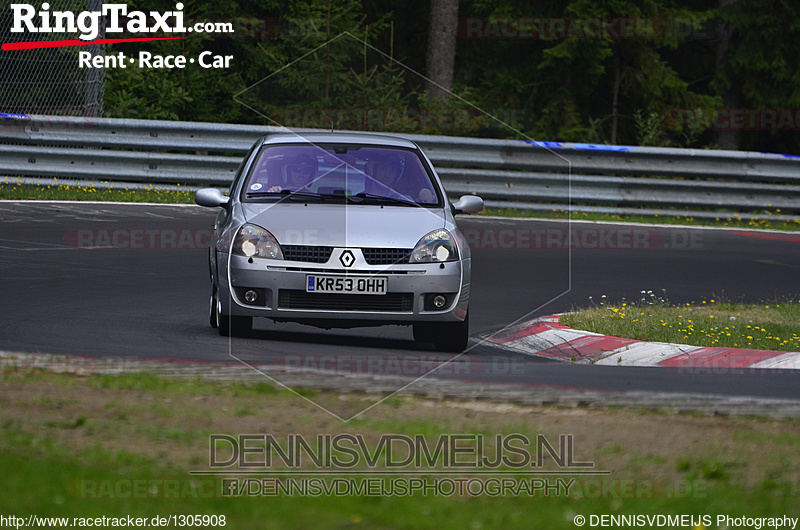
left=278, top=290, right=413, bottom=312
left=282, top=245, right=333, bottom=263
left=362, top=248, right=412, bottom=265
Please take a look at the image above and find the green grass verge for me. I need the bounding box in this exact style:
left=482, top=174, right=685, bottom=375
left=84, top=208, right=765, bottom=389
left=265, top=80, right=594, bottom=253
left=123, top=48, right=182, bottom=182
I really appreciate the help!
left=561, top=294, right=800, bottom=351
left=3, top=182, right=800, bottom=231
left=3, top=440, right=796, bottom=529
left=5, top=444, right=794, bottom=529
left=481, top=207, right=800, bottom=231
left=0, top=181, right=195, bottom=203
left=3, top=371, right=799, bottom=527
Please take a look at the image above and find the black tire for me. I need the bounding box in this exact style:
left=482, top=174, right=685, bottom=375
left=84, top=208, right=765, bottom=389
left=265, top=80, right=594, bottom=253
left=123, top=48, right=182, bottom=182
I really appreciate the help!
left=209, top=286, right=219, bottom=329
left=433, top=310, right=470, bottom=353
left=216, top=295, right=252, bottom=337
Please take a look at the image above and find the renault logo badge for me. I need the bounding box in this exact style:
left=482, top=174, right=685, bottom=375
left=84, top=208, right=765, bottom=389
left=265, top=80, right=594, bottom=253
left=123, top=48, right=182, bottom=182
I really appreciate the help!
left=339, top=249, right=355, bottom=268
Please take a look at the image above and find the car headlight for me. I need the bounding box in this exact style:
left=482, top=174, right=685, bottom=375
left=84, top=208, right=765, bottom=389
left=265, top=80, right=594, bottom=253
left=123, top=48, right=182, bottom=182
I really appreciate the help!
left=232, top=224, right=283, bottom=259
left=409, top=229, right=458, bottom=263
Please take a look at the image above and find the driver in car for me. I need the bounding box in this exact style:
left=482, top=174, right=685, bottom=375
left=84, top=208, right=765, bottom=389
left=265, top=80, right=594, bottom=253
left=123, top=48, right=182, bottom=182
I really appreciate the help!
left=267, top=153, right=317, bottom=193
left=363, top=152, right=435, bottom=204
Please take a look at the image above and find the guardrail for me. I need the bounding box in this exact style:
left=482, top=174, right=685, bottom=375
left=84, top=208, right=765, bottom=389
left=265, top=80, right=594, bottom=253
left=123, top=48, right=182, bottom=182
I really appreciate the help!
left=2, top=113, right=800, bottom=219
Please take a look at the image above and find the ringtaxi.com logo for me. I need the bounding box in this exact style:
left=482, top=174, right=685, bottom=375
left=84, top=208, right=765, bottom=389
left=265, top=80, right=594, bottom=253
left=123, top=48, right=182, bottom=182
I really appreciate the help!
left=8, top=3, right=231, bottom=41
left=4, top=3, right=235, bottom=69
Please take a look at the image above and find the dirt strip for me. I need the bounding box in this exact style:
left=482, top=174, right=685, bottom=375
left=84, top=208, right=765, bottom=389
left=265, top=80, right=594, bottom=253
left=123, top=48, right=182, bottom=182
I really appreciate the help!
left=3, top=351, right=800, bottom=420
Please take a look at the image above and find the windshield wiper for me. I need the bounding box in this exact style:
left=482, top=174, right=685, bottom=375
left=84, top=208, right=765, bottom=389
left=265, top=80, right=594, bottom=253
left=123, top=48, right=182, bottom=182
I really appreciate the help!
left=246, top=190, right=326, bottom=201
left=352, top=192, right=417, bottom=207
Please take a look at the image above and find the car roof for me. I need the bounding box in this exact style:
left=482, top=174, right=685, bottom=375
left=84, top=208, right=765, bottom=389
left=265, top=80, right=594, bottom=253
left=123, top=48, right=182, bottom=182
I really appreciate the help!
left=259, top=132, right=418, bottom=150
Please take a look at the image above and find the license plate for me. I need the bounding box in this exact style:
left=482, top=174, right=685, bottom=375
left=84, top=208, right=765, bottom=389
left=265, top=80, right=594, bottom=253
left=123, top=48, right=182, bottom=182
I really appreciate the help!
left=306, top=275, right=387, bottom=295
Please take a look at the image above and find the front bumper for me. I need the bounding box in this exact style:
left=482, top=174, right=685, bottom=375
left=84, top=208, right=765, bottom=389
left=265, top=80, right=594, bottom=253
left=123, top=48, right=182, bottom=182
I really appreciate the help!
left=217, top=250, right=470, bottom=325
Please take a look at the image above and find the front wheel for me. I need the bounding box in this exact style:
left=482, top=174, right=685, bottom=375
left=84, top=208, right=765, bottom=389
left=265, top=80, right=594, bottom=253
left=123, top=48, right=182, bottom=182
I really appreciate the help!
left=209, top=286, right=219, bottom=328
left=215, top=292, right=252, bottom=337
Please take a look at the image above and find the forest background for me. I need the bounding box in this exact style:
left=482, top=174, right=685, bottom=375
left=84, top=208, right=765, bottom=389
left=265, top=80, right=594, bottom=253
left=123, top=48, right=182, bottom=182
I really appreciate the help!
left=94, top=0, right=800, bottom=155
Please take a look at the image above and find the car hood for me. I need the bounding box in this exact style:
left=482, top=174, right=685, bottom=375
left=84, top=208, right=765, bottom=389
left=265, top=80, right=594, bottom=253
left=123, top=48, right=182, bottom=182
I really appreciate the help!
left=242, top=203, right=447, bottom=248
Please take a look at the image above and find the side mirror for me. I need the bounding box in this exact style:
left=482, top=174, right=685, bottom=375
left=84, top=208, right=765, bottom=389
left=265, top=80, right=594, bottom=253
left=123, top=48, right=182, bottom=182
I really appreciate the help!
left=195, top=188, right=230, bottom=208
left=451, top=195, right=484, bottom=215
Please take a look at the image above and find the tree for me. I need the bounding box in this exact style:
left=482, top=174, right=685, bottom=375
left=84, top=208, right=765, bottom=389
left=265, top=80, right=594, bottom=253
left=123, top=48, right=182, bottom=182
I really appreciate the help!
left=534, top=0, right=718, bottom=145
left=235, top=0, right=410, bottom=131
left=711, top=0, right=738, bottom=150
left=710, top=0, right=800, bottom=153
left=425, top=0, right=460, bottom=100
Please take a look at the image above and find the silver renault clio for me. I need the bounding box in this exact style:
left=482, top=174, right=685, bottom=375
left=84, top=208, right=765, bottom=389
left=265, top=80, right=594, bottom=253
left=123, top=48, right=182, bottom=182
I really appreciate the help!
left=195, top=132, right=483, bottom=352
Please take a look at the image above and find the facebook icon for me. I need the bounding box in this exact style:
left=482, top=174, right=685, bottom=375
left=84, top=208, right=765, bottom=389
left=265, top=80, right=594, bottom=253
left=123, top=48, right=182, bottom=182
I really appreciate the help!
left=221, top=479, right=239, bottom=497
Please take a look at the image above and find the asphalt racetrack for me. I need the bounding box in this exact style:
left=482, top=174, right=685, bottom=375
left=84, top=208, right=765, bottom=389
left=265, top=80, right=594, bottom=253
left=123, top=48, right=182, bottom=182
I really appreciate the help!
left=1, top=201, right=799, bottom=404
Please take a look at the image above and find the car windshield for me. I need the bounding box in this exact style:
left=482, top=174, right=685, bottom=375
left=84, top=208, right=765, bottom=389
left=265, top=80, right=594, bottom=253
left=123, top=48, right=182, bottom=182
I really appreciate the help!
left=241, top=143, right=441, bottom=207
